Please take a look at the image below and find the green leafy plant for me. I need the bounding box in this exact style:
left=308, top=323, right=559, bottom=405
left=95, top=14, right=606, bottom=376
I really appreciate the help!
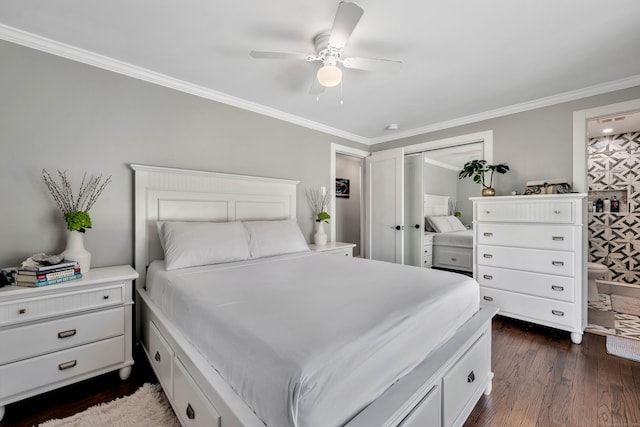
left=306, top=188, right=332, bottom=223
left=42, top=169, right=112, bottom=232
left=458, top=160, right=509, bottom=189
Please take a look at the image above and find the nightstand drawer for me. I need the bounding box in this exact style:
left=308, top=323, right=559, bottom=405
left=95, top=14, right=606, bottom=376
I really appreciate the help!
left=0, top=335, right=125, bottom=400
left=174, top=357, right=221, bottom=427
left=0, top=284, right=124, bottom=326
left=0, top=307, right=124, bottom=365
left=148, top=321, right=174, bottom=398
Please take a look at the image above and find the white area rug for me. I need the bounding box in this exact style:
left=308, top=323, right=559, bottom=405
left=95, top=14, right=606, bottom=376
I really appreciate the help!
left=39, top=383, right=180, bottom=427
left=606, top=335, right=640, bottom=363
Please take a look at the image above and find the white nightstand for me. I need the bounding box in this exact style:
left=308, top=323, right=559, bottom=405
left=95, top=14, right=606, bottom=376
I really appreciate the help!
left=0, top=265, right=138, bottom=421
left=308, top=242, right=356, bottom=257
left=423, top=233, right=435, bottom=268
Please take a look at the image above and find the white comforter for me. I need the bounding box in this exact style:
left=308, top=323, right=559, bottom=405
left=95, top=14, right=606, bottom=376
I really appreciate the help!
left=147, top=252, right=479, bottom=427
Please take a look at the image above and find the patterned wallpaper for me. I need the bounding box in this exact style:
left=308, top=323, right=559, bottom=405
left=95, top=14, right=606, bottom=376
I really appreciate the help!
left=588, top=131, right=640, bottom=283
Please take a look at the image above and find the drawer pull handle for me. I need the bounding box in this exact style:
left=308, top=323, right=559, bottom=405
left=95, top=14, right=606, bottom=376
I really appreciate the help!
left=483, top=274, right=493, bottom=280
left=483, top=296, right=494, bottom=302
left=483, top=232, right=493, bottom=237
left=552, top=285, right=564, bottom=292
left=552, top=261, right=564, bottom=266
left=552, top=236, right=565, bottom=241
left=552, top=310, right=565, bottom=316
left=467, top=370, right=475, bottom=383
left=186, top=403, right=195, bottom=420
left=58, top=360, right=77, bottom=370
left=58, top=329, right=77, bottom=339
left=554, top=210, right=561, bottom=214
left=103, top=295, right=110, bottom=300
left=451, top=257, right=457, bottom=261
left=484, top=210, right=491, bottom=214
left=154, top=351, right=161, bottom=362
left=18, top=308, right=27, bottom=315
left=483, top=254, right=493, bottom=259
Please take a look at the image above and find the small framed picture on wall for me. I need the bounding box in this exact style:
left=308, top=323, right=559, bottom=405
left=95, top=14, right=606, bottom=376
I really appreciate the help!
left=336, top=178, right=350, bottom=198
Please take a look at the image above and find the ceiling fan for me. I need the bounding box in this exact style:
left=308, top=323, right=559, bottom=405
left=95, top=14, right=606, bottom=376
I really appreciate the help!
left=250, top=1, right=402, bottom=94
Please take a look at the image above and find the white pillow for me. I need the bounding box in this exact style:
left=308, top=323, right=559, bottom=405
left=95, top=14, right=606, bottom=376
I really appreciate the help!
left=243, top=219, right=309, bottom=258
left=427, top=215, right=466, bottom=233
left=427, top=216, right=453, bottom=233
left=160, top=221, right=250, bottom=270
left=448, top=215, right=467, bottom=232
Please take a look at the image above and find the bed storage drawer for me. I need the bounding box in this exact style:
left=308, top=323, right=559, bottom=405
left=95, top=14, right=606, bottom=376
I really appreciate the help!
left=443, top=332, right=490, bottom=427
left=477, top=266, right=575, bottom=302
left=174, top=357, right=221, bottom=427
left=399, top=384, right=440, bottom=427
left=480, top=288, right=574, bottom=328
left=0, top=335, right=125, bottom=400
left=476, top=223, right=576, bottom=251
left=148, top=321, right=174, bottom=398
left=433, top=246, right=472, bottom=271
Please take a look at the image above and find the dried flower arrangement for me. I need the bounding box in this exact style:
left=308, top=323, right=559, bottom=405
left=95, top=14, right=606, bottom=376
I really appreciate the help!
left=305, top=187, right=331, bottom=223
left=42, top=169, right=112, bottom=232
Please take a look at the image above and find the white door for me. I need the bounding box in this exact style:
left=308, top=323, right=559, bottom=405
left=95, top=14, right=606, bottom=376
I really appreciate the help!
left=404, top=154, right=424, bottom=266
left=365, top=148, right=404, bottom=263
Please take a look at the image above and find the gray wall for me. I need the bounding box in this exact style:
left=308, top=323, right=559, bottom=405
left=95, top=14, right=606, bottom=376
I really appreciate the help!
left=374, top=86, right=640, bottom=196
left=335, top=154, right=362, bottom=256
left=423, top=164, right=457, bottom=204
left=0, top=40, right=368, bottom=268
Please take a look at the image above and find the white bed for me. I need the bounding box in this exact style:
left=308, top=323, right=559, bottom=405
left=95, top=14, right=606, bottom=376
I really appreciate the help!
left=424, top=194, right=474, bottom=273
left=132, top=165, right=496, bottom=427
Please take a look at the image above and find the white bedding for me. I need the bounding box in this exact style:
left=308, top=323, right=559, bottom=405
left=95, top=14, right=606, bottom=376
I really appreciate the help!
left=146, top=252, right=479, bottom=427
left=433, top=229, right=473, bottom=248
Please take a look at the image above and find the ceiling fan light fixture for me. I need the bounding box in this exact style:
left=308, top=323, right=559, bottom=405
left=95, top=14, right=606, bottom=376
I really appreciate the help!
left=317, top=64, right=342, bottom=87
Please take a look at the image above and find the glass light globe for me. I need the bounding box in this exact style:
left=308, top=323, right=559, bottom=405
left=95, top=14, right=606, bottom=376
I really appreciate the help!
left=317, top=64, right=342, bottom=87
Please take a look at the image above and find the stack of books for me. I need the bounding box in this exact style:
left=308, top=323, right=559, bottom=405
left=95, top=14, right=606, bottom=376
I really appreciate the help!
left=16, top=260, right=82, bottom=287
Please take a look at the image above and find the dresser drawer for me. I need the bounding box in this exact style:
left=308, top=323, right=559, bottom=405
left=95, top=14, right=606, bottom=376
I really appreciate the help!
left=148, top=321, right=174, bottom=398
left=433, top=247, right=472, bottom=271
left=0, top=335, right=125, bottom=400
left=477, top=266, right=575, bottom=302
left=475, top=201, right=574, bottom=223
left=174, top=357, right=221, bottom=427
left=477, top=245, right=574, bottom=277
left=480, top=288, right=575, bottom=328
left=0, top=284, right=124, bottom=326
left=0, top=307, right=124, bottom=365
left=443, top=332, right=490, bottom=427
left=476, top=223, right=576, bottom=251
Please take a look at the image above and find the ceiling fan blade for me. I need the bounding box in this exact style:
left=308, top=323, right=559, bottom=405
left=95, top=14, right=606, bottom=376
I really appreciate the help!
left=342, top=57, right=402, bottom=72
left=310, top=76, right=325, bottom=95
left=328, top=2, right=364, bottom=50
left=250, top=50, right=311, bottom=60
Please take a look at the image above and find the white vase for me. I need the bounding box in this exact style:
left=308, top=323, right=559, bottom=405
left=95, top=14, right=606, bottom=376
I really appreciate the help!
left=314, top=221, right=328, bottom=246
left=62, top=230, right=91, bottom=273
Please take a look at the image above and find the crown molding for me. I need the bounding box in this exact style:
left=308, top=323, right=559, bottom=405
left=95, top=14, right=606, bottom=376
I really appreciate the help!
left=2, top=24, right=639, bottom=148
left=370, top=74, right=640, bottom=145
left=0, top=24, right=369, bottom=145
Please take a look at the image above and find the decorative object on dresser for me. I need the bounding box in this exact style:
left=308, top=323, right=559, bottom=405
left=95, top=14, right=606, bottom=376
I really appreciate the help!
left=472, top=193, right=587, bottom=344
left=0, top=265, right=138, bottom=422
left=42, top=169, right=112, bottom=273
left=306, top=186, right=331, bottom=245
left=524, top=179, right=572, bottom=195
left=458, top=160, right=510, bottom=197
left=16, top=254, right=81, bottom=287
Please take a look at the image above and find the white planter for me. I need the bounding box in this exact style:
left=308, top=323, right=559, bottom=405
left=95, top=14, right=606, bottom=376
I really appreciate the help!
left=314, top=221, right=328, bottom=246
left=62, top=230, right=91, bottom=273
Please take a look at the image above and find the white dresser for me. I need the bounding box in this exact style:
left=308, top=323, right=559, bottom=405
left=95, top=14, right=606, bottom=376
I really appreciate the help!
left=0, top=265, right=138, bottom=420
left=471, top=194, right=587, bottom=344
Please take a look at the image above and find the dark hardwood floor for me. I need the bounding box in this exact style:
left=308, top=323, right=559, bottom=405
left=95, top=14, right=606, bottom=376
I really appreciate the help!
left=2, top=317, right=639, bottom=426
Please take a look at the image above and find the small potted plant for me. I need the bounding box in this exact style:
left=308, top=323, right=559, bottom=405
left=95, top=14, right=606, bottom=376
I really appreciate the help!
left=458, top=160, right=509, bottom=196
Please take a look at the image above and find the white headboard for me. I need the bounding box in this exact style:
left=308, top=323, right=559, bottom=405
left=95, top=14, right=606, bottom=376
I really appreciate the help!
left=424, top=194, right=450, bottom=217
left=131, top=164, right=299, bottom=290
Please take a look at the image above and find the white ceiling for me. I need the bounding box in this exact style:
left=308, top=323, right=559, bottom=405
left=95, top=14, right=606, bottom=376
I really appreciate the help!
left=1, top=1, right=640, bottom=145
